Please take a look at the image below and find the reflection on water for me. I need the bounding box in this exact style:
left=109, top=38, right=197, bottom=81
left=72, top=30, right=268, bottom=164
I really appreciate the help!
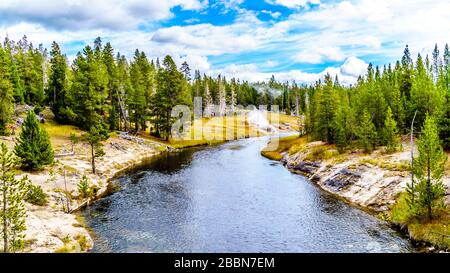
left=85, top=137, right=413, bottom=253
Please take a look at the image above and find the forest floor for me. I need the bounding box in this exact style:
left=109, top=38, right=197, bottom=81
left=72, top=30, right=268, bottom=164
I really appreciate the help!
left=262, top=135, right=450, bottom=252
left=0, top=107, right=298, bottom=253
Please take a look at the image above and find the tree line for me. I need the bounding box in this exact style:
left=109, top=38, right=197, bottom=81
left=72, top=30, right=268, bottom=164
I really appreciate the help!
left=0, top=36, right=289, bottom=141
left=298, top=44, right=450, bottom=222
left=303, top=44, right=450, bottom=154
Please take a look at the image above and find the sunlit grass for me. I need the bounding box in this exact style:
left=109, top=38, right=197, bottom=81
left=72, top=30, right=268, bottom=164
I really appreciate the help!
left=261, top=135, right=307, bottom=161
left=142, top=113, right=288, bottom=149
left=42, top=121, right=83, bottom=146
left=391, top=192, right=450, bottom=250
left=38, top=110, right=299, bottom=150
left=268, top=113, right=300, bottom=131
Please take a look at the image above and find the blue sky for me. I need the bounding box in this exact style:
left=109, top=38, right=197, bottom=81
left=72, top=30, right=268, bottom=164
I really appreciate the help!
left=1, top=0, right=449, bottom=84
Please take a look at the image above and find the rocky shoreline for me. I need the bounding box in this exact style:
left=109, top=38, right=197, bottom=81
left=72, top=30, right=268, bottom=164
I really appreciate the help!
left=17, top=135, right=171, bottom=253
left=275, top=141, right=450, bottom=252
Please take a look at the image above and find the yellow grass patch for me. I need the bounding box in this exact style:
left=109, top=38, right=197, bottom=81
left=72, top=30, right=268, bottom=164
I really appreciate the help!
left=261, top=135, right=307, bottom=161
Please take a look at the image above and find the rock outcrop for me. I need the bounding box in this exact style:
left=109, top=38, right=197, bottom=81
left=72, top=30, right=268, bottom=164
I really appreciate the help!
left=282, top=142, right=449, bottom=213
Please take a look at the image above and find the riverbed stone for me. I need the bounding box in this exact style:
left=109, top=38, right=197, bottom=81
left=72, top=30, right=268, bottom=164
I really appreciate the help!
left=323, top=168, right=361, bottom=192
left=290, top=161, right=321, bottom=175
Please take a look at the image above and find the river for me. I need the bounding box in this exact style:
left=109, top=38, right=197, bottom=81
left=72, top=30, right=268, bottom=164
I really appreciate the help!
left=84, top=136, right=413, bottom=253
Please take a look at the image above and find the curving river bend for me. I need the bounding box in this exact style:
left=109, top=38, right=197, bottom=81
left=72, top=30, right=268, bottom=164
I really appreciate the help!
left=84, top=136, right=413, bottom=253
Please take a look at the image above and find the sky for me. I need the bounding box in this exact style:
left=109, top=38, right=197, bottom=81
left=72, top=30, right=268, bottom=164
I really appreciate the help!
left=1, top=0, right=450, bottom=85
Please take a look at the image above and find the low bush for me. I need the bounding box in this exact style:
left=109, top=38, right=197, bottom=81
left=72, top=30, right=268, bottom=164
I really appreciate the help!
left=25, top=184, right=48, bottom=206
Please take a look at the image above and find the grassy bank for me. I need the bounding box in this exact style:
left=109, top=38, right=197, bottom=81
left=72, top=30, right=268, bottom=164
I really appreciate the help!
left=142, top=112, right=300, bottom=149
left=390, top=193, right=450, bottom=250
left=261, top=135, right=308, bottom=160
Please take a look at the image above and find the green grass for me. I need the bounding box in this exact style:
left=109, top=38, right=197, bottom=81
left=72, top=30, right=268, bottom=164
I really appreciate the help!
left=390, top=192, right=450, bottom=250
left=142, top=115, right=275, bottom=149
left=261, top=135, right=307, bottom=160
left=268, top=113, right=300, bottom=131
left=75, top=234, right=90, bottom=252
left=42, top=120, right=83, bottom=146
left=54, top=243, right=78, bottom=253
left=303, top=146, right=338, bottom=162
left=359, top=158, right=410, bottom=172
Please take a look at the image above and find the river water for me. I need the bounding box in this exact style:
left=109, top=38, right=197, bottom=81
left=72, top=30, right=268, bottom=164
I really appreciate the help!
left=84, top=136, right=413, bottom=253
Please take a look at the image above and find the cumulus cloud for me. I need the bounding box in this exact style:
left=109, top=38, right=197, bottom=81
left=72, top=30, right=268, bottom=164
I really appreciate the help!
left=151, top=19, right=262, bottom=56
left=294, top=46, right=345, bottom=64
left=210, top=56, right=368, bottom=85
left=0, top=0, right=207, bottom=30
left=282, top=0, right=450, bottom=57
left=339, top=56, right=368, bottom=77
left=1, top=0, right=449, bottom=87
left=177, top=55, right=211, bottom=73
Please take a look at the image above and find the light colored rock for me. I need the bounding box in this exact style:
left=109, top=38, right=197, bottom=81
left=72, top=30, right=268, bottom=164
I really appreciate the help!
left=285, top=142, right=450, bottom=213
left=2, top=134, right=166, bottom=253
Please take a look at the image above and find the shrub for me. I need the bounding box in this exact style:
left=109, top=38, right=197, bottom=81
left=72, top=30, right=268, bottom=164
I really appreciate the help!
left=77, top=175, right=91, bottom=199
left=25, top=183, right=48, bottom=206
left=75, top=234, right=90, bottom=251
left=304, top=146, right=338, bottom=161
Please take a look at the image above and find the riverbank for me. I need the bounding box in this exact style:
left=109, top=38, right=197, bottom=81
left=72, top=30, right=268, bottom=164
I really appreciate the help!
left=1, top=108, right=299, bottom=253
left=262, top=135, right=450, bottom=251
left=1, top=133, right=169, bottom=253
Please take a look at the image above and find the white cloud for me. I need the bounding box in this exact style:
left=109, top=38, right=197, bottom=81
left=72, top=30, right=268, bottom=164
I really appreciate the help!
left=218, top=0, right=244, bottom=9
left=177, top=55, right=211, bottom=73
left=295, top=47, right=345, bottom=64
left=1, top=0, right=449, bottom=86
left=211, top=57, right=368, bottom=85
left=267, top=0, right=321, bottom=9
left=151, top=24, right=260, bottom=56
left=339, top=56, right=368, bottom=77
left=265, top=60, right=279, bottom=67
left=282, top=0, right=450, bottom=59
left=0, top=0, right=207, bottom=30
left=261, top=10, right=282, bottom=19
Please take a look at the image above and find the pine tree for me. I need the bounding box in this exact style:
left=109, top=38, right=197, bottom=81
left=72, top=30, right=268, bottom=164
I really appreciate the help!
left=357, top=110, right=377, bottom=153
left=383, top=107, right=400, bottom=153
left=411, top=54, right=445, bottom=129
left=69, top=45, right=109, bottom=131
left=334, top=106, right=349, bottom=153
left=432, top=44, right=441, bottom=82
left=0, top=47, right=14, bottom=135
left=313, top=74, right=339, bottom=143
left=47, top=42, right=69, bottom=123
left=21, top=44, right=45, bottom=106
left=102, top=42, right=120, bottom=131
left=83, top=126, right=107, bottom=174
left=128, top=49, right=148, bottom=132
left=180, top=61, right=191, bottom=82
left=444, top=44, right=450, bottom=90
left=411, top=114, right=446, bottom=220
left=2, top=39, right=24, bottom=104
left=14, top=111, right=54, bottom=170
left=116, top=54, right=133, bottom=131
left=149, top=55, right=191, bottom=140
left=333, top=92, right=355, bottom=153
left=0, top=143, right=28, bottom=253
